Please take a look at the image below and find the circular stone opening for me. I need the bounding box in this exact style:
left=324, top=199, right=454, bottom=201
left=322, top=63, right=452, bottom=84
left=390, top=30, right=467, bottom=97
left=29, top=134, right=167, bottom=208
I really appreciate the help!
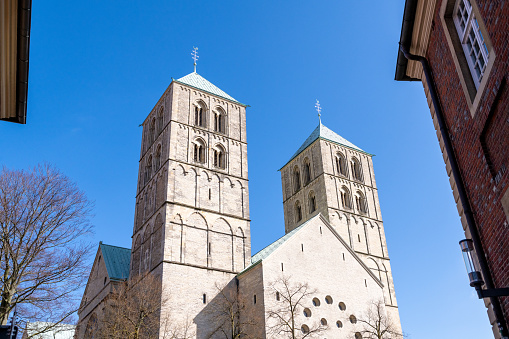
left=320, top=318, right=327, bottom=326
left=312, top=297, right=321, bottom=307
left=303, top=308, right=312, bottom=317
left=338, top=302, right=346, bottom=311
left=336, top=320, right=343, bottom=328
left=301, top=324, right=310, bottom=334
left=325, top=295, right=333, bottom=304
left=350, top=315, right=357, bottom=324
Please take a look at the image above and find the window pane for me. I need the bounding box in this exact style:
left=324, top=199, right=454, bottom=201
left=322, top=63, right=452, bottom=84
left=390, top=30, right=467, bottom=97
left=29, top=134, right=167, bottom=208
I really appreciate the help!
left=475, top=64, right=481, bottom=77
left=479, top=55, right=485, bottom=69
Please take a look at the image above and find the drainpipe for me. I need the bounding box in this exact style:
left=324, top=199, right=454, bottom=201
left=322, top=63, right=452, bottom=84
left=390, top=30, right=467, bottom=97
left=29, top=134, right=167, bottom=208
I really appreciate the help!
left=399, top=44, right=508, bottom=338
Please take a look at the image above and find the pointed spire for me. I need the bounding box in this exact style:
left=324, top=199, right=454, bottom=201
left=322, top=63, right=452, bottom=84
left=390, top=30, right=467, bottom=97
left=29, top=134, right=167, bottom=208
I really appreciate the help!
left=191, top=46, right=199, bottom=73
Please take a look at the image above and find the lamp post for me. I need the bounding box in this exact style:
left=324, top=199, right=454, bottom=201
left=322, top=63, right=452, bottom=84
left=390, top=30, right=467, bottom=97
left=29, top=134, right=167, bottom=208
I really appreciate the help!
left=459, top=239, right=509, bottom=298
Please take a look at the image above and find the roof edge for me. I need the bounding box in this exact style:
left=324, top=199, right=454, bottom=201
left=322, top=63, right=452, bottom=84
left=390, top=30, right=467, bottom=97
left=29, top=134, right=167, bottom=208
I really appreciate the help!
left=279, top=136, right=374, bottom=171
left=237, top=259, right=262, bottom=277
left=395, top=0, right=420, bottom=81
left=317, top=214, right=384, bottom=288
left=99, top=243, right=131, bottom=251
left=237, top=214, right=384, bottom=288
left=173, top=79, right=248, bottom=107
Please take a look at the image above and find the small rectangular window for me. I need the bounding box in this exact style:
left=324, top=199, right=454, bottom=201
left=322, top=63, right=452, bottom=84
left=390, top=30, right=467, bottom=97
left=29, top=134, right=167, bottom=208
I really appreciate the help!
left=301, top=244, right=304, bottom=252
left=254, top=295, right=257, bottom=304
left=203, top=294, right=207, bottom=304
left=281, top=263, right=284, bottom=271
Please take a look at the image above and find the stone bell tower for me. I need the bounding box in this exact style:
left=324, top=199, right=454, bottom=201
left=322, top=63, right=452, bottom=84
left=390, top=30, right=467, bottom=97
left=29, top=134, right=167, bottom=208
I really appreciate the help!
left=131, top=67, right=251, bottom=336
left=279, top=121, right=401, bottom=328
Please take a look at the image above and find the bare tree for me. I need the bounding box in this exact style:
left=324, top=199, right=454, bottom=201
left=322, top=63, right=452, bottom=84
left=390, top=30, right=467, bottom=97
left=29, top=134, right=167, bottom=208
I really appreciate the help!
left=356, top=299, right=405, bottom=339
left=266, top=275, right=326, bottom=339
left=98, top=273, right=193, bottom=339
left=0, top=164, right=93, bottom=337
left=207, top=280, right=258, bottom=339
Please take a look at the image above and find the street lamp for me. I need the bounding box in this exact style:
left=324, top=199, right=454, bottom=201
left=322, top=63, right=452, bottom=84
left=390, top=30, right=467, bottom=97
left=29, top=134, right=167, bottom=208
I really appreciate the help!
left=459, top=239, right=483, bottom=287
left=459, top=239, right=509, bottom=298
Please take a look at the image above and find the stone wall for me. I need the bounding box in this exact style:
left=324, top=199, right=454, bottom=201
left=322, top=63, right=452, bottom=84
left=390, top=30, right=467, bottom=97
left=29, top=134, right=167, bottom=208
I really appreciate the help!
left=240, top=216, right=396, bottom=338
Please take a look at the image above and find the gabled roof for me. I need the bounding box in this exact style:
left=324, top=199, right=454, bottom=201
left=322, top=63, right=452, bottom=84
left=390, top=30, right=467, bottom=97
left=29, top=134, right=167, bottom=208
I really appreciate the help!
left=100, top=243, right=131, bottom=281
left=283, top=122, right=371, bottom=168
left=174, top=72, right=245, bottom=106
left=238, top=214, right=383, bottom=288
left=250, top=219, right=310, bottom=265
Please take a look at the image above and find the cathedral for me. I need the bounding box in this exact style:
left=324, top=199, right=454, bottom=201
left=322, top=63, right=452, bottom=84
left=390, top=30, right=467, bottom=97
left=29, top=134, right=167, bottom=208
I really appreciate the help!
left=76, top=64, right=402, bottom=338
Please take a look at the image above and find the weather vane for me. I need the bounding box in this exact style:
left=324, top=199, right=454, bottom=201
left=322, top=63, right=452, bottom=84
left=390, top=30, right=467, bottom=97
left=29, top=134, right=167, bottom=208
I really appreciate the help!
left=192, top=46, right=199, bottom=73
left=315, top=100, right=322, bottom=124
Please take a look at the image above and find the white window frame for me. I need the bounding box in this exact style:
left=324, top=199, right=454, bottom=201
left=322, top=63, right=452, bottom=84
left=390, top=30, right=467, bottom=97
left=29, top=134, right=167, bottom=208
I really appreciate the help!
left=453, top=0, right=489, bottom=89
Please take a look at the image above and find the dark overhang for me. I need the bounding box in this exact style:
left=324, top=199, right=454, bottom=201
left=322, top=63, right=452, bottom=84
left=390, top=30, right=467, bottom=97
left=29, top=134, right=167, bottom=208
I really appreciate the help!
left=16, top=0, right=31, bottom=124
left=1, top=0, right=31, bottom=124
left=394, top=0, right=421, bottom=81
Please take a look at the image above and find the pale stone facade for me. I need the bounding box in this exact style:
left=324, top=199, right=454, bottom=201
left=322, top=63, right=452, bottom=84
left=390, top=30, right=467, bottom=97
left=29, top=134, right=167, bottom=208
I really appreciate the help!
left=280, top=125, right=401, bottom=327
left=76, top=69, right=402, bottom=338
left=238, top=215, right=390, bottom=338
left=132, top=72, right=251, bottom=338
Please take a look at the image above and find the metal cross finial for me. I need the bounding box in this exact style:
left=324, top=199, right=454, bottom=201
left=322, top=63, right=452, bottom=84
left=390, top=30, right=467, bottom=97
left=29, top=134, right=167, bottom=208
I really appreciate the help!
left=191, top=46, right=199, bottom=72
left=315, top=100, right=322, bottom=124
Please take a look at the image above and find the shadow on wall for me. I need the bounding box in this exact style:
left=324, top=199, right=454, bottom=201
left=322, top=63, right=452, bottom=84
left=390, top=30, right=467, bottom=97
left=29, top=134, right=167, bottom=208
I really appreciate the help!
left=194, top=278, right=238, bottom=339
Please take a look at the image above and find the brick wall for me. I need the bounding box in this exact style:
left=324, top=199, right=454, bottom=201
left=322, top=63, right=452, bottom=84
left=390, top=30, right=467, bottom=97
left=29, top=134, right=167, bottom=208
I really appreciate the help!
left=426, top=0, right=509, bottom=324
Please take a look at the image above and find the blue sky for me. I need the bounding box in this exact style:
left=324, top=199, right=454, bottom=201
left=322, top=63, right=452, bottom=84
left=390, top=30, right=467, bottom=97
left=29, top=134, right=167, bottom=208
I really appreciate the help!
left=2, top=1, right=492, bottom=337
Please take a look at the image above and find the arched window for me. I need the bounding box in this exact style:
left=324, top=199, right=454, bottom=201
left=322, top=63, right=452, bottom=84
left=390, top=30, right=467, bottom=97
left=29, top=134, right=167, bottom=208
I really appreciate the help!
left=351, top=157, right=363, bottom=182
left=213, top=144, right=226, bottom=169
left=336, top=152, right=347, bottom=176
left=308, top=191, right=316, bottom=213
left=340, top=186, right=352, bottom=209
left=213, top=107, right=226, bottom=134
left=194, top=102, right=206, bottom=127
left=193, top=139, right=206, bottom=163
left=303, top=158, right=311, bottom=185
left=143, top=246, right=150, bottom=271
left=157, top=106, right=164, bottom=133
left=149, top=118, right=156, bottom=144
left=145, top=155, right=153, bottom=184
left=355, top=191, right=368, bottom=214
left=155, top=144, right=162, bottom=170
left=293, top=166, right=301, bottom=193
left=295, top=201, right=302, bottom=222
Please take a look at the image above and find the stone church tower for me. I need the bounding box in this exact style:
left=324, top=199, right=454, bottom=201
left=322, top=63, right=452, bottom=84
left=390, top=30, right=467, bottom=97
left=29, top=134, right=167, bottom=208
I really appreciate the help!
left=279, top=122, right=401, bottom=325
left=132, top=70, right=250, bottom=335
left=76, top=65, right=402, bottom=338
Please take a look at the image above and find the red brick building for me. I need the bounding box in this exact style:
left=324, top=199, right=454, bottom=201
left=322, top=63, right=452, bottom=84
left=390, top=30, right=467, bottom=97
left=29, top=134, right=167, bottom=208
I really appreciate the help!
left=395, top=0, right=509, bottom=338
